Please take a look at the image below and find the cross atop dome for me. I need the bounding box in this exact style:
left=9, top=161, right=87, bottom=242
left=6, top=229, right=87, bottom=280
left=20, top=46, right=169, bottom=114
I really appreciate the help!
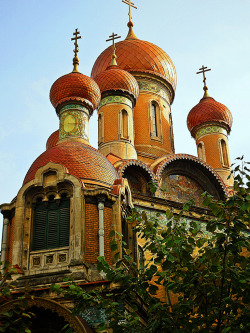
left=106, top=32, right=121, bottom=66
left=71, top=28, right=82, bottom=72
left=122, top=0, right=137, bottom=23
left=196, top=65, right=211, bottom=98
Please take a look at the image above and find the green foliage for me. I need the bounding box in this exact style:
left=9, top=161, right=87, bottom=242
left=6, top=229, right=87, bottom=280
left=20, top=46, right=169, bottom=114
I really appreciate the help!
left=52, top=161, right=250, bottom=332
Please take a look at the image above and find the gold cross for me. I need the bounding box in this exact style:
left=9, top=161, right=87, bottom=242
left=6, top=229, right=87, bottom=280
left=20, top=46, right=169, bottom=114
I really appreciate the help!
left=106, top=32, right=121, bottom=48
left=71, top=28, right=82, bottom=58
left=106, top=33, right=121, bottom=66
left=196, top=65, right=211, bottom=89
left=122, top=0, right=137, bottom=22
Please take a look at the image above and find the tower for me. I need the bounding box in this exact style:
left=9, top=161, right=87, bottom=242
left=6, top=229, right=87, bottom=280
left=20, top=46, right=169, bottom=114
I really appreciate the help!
left=187, top=66, right=233, bottom=186
left=94, top=33, right=139, bottom=160
left=92, top=22, right=177, bottom=164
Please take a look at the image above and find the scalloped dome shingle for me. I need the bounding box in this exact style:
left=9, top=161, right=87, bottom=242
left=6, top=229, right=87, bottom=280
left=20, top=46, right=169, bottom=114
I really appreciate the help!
left=50, top=72, right=101, bottom=112
left=187, top=96, right=233, bottom=135
left=95, top=65, right=139, bottom=100
left=24, top=141, right=118, bottom=186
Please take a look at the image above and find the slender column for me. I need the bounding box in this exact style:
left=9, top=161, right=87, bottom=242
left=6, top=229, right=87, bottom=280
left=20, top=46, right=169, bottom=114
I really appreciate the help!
left=1, top=216, right=9, bottom=276
left=97, top=197, right=105, bottom=257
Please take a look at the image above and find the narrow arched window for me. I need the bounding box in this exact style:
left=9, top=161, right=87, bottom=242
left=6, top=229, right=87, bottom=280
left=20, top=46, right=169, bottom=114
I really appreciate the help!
left=221, top=139, right=229, bottom=167
left=198, top=142, right=206, bottom=161
left=122, top=109, right=128, bottom=139
left=32, top=195, right=70, bottom=251
left=152, top=103, right=158, bottom=137
left=98, top=113, right=104, bottom=143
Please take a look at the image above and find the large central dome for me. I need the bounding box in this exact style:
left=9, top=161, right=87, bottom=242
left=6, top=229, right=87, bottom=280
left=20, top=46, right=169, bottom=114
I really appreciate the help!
left=91, top=24, right=177, bottom=91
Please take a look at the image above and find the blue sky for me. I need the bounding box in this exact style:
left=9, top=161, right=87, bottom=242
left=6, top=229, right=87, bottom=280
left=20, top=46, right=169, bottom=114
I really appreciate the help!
left=0, top=0, right=249, bottom=209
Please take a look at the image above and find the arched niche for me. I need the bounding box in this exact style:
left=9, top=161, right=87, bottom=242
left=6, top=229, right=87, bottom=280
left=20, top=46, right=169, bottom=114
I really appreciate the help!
left=119, top=161, right=156, bottom=196
left=0, top=297, right=89, bottom=333
left=156, top=155, right=227, bottom=205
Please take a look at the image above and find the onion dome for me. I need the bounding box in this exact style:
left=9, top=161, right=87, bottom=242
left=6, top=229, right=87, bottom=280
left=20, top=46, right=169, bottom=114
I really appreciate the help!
left=91, top=22, right=176, bottom=94
left=50, top=72, right=101, bottom=113
left=46, top=130, right=59, bottom=150
left=23, top=140, right=118, bottom=186
left=95, top=65, right=139, bottom=102
left=187, top=96, right=233, bottom=137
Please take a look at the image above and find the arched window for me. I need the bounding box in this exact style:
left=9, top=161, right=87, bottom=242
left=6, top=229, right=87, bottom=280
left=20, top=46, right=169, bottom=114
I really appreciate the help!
left=32, top=195, right=70, bottom=251
left=220, top=139, right=229, bottom=167
left=98, top=113, right=104, bottom=143
left=198, top=142, right=206, bottom=161
left=122, top=109, right=129, bottom=139
left=152, top=103, right=158, bottom=137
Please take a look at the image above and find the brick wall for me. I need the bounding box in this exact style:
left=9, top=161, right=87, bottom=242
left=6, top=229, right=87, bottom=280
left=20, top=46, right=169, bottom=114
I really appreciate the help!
left=85, top=203, right=113, bottom=265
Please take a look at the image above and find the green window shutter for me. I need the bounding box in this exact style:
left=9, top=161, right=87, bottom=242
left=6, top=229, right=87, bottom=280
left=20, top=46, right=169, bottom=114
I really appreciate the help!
left=59, top=206, right=70, bottom=247
left=32, top=204, right=47, bottom=251
left=47, top=209, right=58, bottom=249
left=32, top=198, right=70, bottom=251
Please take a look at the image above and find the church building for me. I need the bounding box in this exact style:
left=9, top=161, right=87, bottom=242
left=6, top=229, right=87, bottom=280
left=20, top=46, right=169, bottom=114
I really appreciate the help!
left=0, top=2, right=233, bottom=331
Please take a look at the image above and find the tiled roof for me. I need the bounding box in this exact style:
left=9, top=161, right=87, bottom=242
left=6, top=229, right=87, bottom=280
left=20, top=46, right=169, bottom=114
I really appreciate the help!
left=23, top=141, right=118, bottom=186
left=50, top=72, right=101, bottom=112
left=46, top=130, right=59, bottom=150
left=187, top=96, right=233, bottom=135
left=91, top=39, right=177, bottom=91
left=95, top=65, right=139, bottom=100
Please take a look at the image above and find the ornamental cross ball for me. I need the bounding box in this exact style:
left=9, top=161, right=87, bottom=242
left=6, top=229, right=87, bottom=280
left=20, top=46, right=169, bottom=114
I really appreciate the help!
left=122, top=0, right=137, bottom=22
left=106, top=32, right=121, bottom=66
left=196, top=65, right=211, bottom=97
left=71, top=28, right=82, bottom=72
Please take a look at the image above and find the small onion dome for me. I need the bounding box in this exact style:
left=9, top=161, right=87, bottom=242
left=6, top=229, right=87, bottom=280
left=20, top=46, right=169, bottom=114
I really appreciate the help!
left=95, top=65, right=139, bottom=103
left=187, top=96, right=233, bottom=137
left=46, top=130, right=59, bottom=150
left=23, top=141, right=118, bottom=186
left=50, top=72, right=101, bottom=114
left=91, top=25, right=176, bottom=96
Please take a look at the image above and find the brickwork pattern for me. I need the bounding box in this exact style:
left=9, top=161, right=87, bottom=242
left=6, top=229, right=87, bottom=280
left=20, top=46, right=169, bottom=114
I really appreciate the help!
left=134, top=92, right=173, bottom=158
left=85, top=204, right=99, bottom=263
left=103, top=207, right=112, bottom=265
left=50, top=72, right=101, bottom=111
left=196, top=133, right=228, bottom=169
left=84, top=204, right=113, bottom=265
left=23, top=141, right=118, bottom=186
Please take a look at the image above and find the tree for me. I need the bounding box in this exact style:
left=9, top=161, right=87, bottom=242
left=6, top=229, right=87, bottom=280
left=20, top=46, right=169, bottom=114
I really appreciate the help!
left=53, top=159, right=249, bottom=333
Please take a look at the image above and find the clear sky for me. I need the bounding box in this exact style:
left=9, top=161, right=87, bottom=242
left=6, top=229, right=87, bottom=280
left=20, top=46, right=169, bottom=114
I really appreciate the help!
left=0, top=0, right=249, bottom=210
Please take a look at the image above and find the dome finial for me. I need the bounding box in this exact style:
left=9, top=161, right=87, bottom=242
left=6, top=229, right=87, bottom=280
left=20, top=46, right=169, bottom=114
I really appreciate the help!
left=122, top=0, right=137, bottom=23
left=106, top=32, right=121, bottom=66
left=196, top=65, right=211, bottom=98
left=71, top=28, right=82, bottom=72
left=122, top=0, right=138, bottom=39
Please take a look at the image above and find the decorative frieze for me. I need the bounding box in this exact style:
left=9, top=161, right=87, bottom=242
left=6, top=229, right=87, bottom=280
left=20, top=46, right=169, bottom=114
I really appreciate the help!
left=30, top=249, right=68, bottom=270
left=99, top=95, right=132, bottom=109
left=138, top=80, right=170, bottom=103
left=59, top=109, right=89, bottom=140
left=196, top=126, right=227, bottom=139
